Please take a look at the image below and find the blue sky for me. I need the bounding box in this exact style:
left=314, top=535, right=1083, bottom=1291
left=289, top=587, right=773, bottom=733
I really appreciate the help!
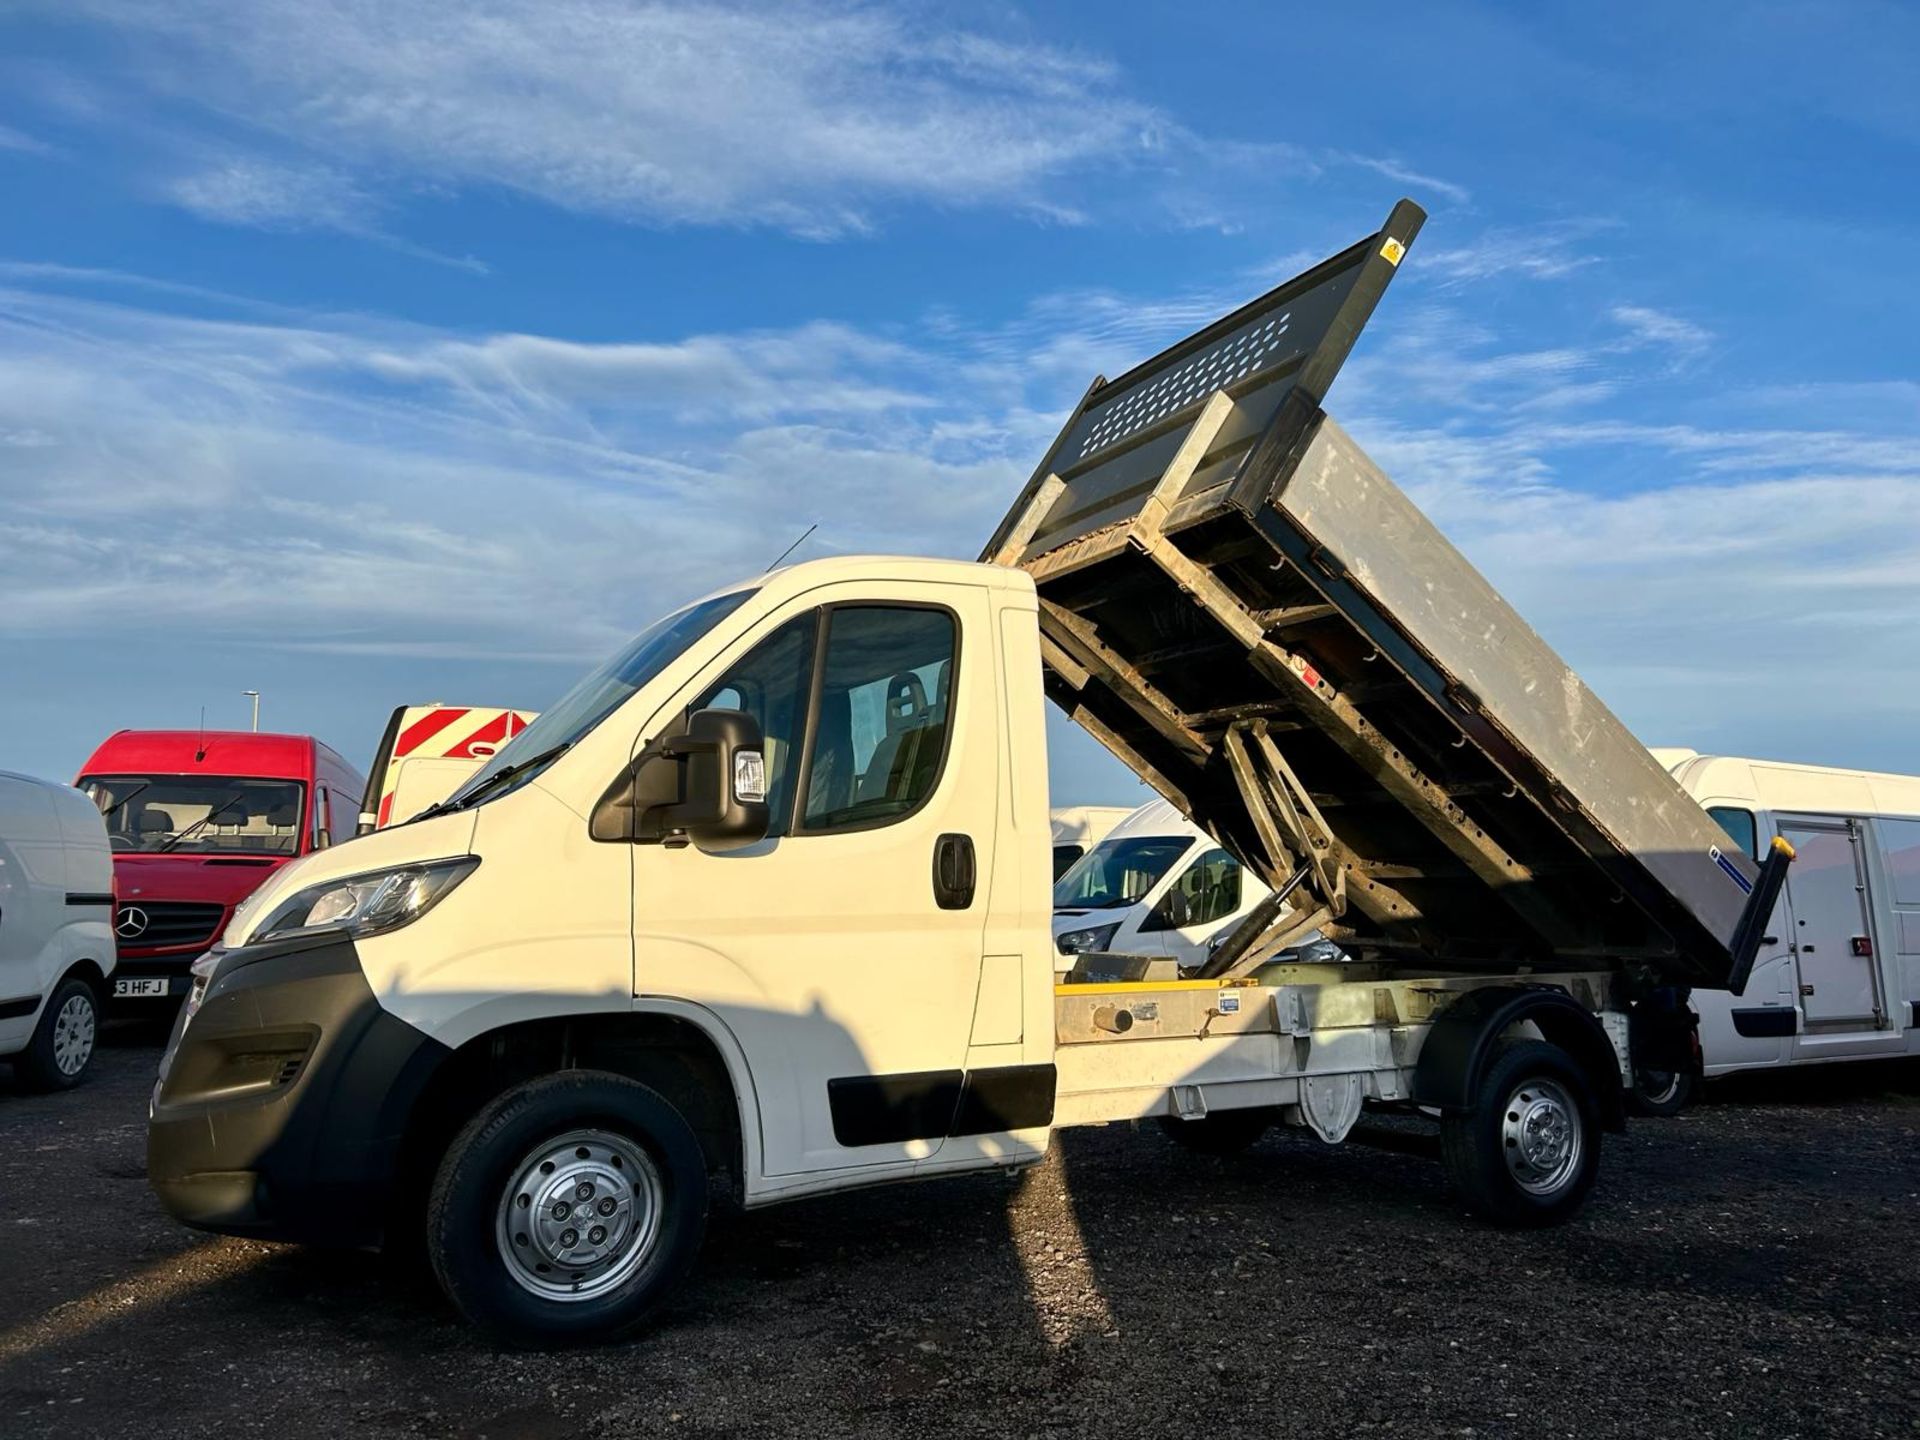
left=2, top=1, right=1917, bottom=803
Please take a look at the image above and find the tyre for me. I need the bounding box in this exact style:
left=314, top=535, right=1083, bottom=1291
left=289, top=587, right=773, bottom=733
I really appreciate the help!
left=1156, top=1107, right=1273, bottom=1155
left=1626, top=1067, right=1694, bottom=1118
left=1440, top=1040, right=1599, bottom=1227
left=14, top=975, right=99, bottom=1092
left=426, top=1070, right=709, bottom=1345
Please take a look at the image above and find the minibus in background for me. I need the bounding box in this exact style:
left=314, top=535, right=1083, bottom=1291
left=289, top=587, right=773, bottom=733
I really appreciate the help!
left=76, top=731, right=365, bottom=1002
left=1052, top=799, right=1274, bottom=972
left=0, top=771, right=115, bottom=1089
left=1633, top=750, right=1920, bottom=1112
left=359, top=705, right=537, bottom=832
left=1048, top=805, right=1133, bottom=879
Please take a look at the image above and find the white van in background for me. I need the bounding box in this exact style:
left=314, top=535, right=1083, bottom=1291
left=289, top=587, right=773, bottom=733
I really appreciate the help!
left=359, top=705, right=538, bottom=832
left=1643, top=750, right=1920, bottom=1112
left=1048, top=805, right=1134, bottom=880
left=0, top=771, right=116, bottom=1090
left=1052, top=798, right=1271, bottom=972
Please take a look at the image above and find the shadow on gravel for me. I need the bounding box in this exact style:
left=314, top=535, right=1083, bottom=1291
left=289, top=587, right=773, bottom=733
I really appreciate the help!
left=1703, top=1056, right=1920, bottom=1107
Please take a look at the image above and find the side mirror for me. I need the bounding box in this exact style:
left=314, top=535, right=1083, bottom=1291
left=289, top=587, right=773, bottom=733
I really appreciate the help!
left=591, top=708, right=770, bottom=850
left=1140, top=887, right=1191, bottom=933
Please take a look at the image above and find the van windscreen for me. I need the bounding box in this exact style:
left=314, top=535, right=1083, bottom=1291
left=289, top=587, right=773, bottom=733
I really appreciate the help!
left=80, top=775, right=306, bottom=855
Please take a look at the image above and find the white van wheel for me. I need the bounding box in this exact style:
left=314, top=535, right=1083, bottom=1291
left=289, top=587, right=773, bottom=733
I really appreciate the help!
left=16, top=976, right=99, bottom=1092
left=426, top=1071, right=709, bottom=1344
left=495, top=1129, right=665, bottom=1303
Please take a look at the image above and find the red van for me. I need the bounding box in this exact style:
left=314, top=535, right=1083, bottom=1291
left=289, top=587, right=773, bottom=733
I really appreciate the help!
left=75, top=731, right=366, bottom=1002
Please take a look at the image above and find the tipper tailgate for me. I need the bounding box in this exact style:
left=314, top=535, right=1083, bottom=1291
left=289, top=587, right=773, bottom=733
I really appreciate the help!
left=985, top=200, right=1763, bottom=988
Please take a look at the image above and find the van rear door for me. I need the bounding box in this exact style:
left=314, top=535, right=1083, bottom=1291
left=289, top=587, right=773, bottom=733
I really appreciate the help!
left=1779, top=817, right=1885, bottom=1027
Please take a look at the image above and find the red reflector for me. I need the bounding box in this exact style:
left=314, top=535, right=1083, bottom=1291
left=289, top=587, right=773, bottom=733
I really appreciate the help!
left=1851, top=936, right=1873, bottom=958
left=1302, top=665, right=1322, bottom=689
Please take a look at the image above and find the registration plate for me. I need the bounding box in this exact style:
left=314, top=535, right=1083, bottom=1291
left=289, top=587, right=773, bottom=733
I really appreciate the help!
left=113, top=977, right=174, bottom=999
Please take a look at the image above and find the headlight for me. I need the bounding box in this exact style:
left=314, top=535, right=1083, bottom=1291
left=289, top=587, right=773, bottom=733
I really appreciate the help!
left=1056, top=921, right=1120, bottom=956
left=249, top=857, right=479, bottom=945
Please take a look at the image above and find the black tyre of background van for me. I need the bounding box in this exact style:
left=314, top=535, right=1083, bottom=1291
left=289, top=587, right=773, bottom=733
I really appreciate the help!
left=426, top=1071, right=709, bottom=1345
left=15, top=974, right=100, bottom=1092
left=1626, top=1067, right=1694, bottom=1118
left=1156, top=1107, right=1274, bottom=1155
left=1440, top=1039, right=1601, bottom=1227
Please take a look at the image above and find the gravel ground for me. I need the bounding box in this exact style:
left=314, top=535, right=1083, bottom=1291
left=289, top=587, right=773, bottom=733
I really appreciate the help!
left=2, top=1027, right=1917, bottom=1440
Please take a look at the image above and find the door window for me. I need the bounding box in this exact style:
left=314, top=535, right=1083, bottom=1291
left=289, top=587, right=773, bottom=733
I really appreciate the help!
left=1143, top=847, right=1242, bottom=931
left=697, top=615, right=819, bottom=836
left=800, top=607, right=956, bottom=834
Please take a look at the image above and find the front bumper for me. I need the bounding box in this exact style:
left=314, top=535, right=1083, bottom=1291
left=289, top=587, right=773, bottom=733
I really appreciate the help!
left=147, top=930, right=449, bottom=1247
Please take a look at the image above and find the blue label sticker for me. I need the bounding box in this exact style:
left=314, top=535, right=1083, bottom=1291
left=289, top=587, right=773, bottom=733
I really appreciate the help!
left=1711, top=846, right=1754, bottom=894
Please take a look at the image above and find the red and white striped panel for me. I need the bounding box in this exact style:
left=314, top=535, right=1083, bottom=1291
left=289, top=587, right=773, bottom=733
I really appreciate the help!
left=376, top=706, right=536, bottom=826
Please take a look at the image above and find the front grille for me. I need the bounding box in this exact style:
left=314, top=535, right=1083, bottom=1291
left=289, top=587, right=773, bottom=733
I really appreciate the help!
left=119, top=901, right=224, bottom=950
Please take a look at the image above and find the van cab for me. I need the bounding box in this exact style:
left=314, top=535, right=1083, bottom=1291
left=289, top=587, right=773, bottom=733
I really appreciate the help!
left=1051, top=799, right=1272, bottom=972
left=76, top=731, right=366, bottom=1001
left=0, top=771, right=116, bottom=1089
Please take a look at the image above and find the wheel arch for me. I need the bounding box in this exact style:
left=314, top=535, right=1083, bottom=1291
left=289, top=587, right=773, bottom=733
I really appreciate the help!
left=1412, top=985, right=1626, bottom=1132
left=392, top=1004, right=760, bottom=1234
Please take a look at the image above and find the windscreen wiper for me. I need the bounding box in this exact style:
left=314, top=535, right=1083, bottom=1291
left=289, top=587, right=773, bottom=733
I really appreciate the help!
left=99, top=781, right=150, bottom=819
left=157, top=794, right=247, bottom=853
left=428, top=741, right=575, bottom=817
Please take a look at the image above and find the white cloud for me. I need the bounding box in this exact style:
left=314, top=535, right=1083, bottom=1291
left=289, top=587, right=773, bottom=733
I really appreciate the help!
left=1610, top=303, right=1713, bottom=358
left=40, top=0, right=1164, bottom=237
left=166, top=159, right=369, bottom=231
left=4, top=243, right=1917, bottom=783
left=0, top=123, right=53, bottom=154
left=1422, top=221, right=1613, bottom=284
left=1331, top=151, right=1472, bottom=207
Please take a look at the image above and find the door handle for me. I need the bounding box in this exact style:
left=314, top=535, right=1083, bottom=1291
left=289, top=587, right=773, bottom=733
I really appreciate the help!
left=932, top=833, right=976, bottom=910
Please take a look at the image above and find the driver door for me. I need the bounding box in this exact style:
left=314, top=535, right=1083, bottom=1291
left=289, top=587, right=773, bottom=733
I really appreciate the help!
left=1142, top=846, right=1246, bottom=969
left=631, top=579, right=998, bottom=1177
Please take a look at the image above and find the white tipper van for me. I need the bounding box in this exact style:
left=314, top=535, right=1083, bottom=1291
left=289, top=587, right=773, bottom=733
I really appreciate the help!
left=1047, top=804, right=1132, bottom=879
left=147, top=202, right=1793, bottom=1344
left=1053, top=798, right=1272, bottom=971
left=0, top=771, right=116, bottom=1090
left=1626, top=751, right=1920, bottom=1112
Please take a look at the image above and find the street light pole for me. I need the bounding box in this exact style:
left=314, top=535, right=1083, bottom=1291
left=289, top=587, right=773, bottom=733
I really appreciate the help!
left=243, top=690, right=260, bottom=732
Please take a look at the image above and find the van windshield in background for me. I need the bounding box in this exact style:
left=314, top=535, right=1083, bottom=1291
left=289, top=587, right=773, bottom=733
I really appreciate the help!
left=1054, top=835, right=1192, bottom=910
left=445, top=587, right=758, bottom=810
left=80, top=775, right=306, bottom=855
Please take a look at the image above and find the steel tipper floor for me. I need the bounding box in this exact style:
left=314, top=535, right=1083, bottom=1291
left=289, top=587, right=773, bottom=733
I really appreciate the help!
left=5, top=1041, right=1919, bottom=1440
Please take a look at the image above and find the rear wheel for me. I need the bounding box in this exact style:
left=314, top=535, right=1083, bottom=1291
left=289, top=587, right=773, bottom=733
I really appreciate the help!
left=14, top=976, right=99, bottom=1092
left=1156, top=1107, right=1273, bottom=1155
left=426, top=1071, right=709, bottom=1345
left=1626, top=1067, right=1694, bottom=1118
left=1440, top=1040, right=1599, bottom=1227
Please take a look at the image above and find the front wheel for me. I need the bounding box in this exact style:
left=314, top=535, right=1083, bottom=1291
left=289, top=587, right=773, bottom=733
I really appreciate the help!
left=14, top=976, right=99, bottom=1092
left=426, top=1071, right=709, bottom=1345
left=1626, top=1068, right=1694, bottom=1118
left=1440, top=1040, right=1599, bottom=1227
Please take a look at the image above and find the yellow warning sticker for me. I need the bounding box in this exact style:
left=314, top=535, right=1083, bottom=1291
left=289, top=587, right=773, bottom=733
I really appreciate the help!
left=1379, top=237, right=1406, bottom=267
